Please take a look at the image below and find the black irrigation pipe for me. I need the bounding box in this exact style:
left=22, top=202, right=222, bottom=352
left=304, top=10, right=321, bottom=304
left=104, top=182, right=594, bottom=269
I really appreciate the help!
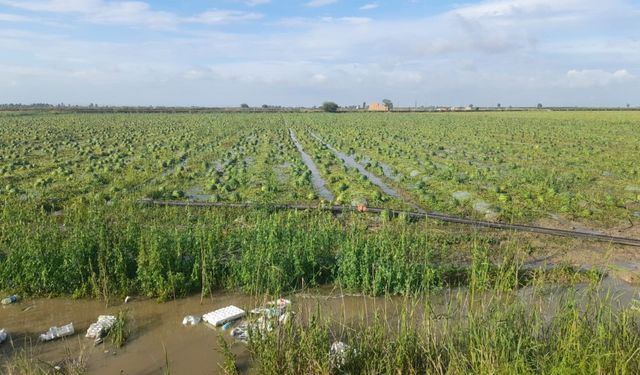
left=138, top=199, right=640, bottom=248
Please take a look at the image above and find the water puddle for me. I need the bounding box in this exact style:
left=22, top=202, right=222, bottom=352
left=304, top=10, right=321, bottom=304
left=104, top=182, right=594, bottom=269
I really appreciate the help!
left=359, top=157, right=401, bottom=182
left=379, top=162, right=401, bottom=181
left=288, top=129, right=334, bottom=201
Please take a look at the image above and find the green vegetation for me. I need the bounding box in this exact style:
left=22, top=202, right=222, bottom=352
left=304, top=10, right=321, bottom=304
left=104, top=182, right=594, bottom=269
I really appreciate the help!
left=1, top=111, right=639, bottom=373
left=320, top=102, right=339, bottom=113
left=247, top=286, right=640, bottom=374
left=0, top=199, right=532, bottom=299
left=218, top=335, right=240, bottom=375
left=1, top=111, right=637, bottom=226
left=109, top=309, right=130, bottom=348
left=3, top=345, right=87, bottom=375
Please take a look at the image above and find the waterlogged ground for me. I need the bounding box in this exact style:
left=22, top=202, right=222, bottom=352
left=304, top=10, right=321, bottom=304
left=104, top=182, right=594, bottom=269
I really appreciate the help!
left=1, top=111, right=640, bottom=373
left=2, top=111, right=638, bottom=226
left=2, top=280, right=639, bottom=374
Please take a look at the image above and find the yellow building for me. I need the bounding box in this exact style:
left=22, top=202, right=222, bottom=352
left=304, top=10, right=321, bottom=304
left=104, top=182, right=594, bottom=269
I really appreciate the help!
left=368, top=102, right=389, bottom=112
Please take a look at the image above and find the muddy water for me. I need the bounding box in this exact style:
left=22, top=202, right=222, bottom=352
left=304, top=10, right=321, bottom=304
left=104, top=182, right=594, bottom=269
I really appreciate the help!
left=307, top=131, right=401, bottom=199
left=0, top=290, right=438, bottom=374
left=288, top=129, right=335, bottom=201
left=1, top=281, right=638, bottom=374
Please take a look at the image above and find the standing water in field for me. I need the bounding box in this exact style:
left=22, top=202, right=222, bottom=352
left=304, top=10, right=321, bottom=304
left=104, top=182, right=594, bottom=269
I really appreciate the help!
left=2, top=280, right=639, bottom=375
left=378, top=162, right=402, bottom=181
left=289, top=129, right=335, bottom=201
left=308, top=131, right=428, bottom=213
left=308, top=131, right=401, bottom=199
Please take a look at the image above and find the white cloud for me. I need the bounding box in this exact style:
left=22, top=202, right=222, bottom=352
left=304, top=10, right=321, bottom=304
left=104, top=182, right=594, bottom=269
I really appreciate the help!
left=86, top=2, right=177, bottom=28
left=360, top=3, right=379, bottom=10
left=187, top=10, right=263, bottom=25
left=311, top=73, right=328, bottom=83
left=0, top=0, right=178, bottom=28
left=1, top=0, right=639, bottom=106
left=451, top=0, right=596, bottom=19
left=0, top=0, right=101, bottom=13
left=566, top=69, right=634, bottom=88
left=244, top=0, right=270, bottom=5
left=320, top=16, right=371, bottom=25
left=305, top=0, right=338, bottom=8
left=0, top=0, right=263, bottom=28
left=0, top=12, right=32, bottom=22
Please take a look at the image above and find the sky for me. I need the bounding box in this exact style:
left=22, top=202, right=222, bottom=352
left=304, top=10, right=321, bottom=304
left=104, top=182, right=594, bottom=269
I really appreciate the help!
left=0, top=0, right=639, bottom=107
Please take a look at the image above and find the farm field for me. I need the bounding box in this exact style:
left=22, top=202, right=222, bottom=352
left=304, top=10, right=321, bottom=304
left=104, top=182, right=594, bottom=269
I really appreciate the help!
left=1, top=111, right=640, bottom=374
left=1, top=111, right=639, bottom=226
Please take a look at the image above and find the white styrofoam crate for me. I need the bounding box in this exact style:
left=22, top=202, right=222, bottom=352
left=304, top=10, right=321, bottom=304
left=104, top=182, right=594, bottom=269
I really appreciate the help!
left=202, top=305, right=245, bottom=326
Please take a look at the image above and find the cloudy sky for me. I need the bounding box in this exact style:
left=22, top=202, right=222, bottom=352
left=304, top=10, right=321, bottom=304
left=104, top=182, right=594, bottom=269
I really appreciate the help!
left=1, top=0, right=639, bottom=107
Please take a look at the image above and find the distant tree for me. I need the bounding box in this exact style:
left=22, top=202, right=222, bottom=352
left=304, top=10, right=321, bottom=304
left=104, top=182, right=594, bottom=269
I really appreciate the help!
left=382, top=99, right=393, bottom=110
left=261, top=104, right=269, bottom=109
left=627, top=103, right=631, bottom=108
left=537, top=103, right=543, bottom=109
left=497, top=103, right=501, bottom=108
left=240, top=103, right=249, bottom=109
left=321, top=101, right=339, bottom=113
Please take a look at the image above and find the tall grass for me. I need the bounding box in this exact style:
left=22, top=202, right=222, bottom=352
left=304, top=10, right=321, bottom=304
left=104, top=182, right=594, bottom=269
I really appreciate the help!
left=2, top=343, right=87, bottom=375
left=0, top=198, right=527, bottom=300
left=109, top=309, right=130, bottom=348
left=246, top=283, right=640, bottom=374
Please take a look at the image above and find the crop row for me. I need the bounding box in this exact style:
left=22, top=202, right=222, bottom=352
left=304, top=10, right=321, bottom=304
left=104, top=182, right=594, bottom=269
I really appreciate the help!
left=1, top=111, right=638, bottom=226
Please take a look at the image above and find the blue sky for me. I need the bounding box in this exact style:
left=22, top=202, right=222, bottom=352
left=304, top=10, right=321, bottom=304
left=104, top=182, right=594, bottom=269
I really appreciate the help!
left=1, top=0, right=639, bottom=107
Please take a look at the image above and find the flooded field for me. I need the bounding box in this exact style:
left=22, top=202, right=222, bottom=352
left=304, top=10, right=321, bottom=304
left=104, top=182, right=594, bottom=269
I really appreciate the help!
left=1, top=112, right=640, bottom=373
left=2, top=278, right=639, bottom=374
left=307, top=131, right=401, bottom=199
left=0, top=291, right=410, bottom=374
left=289, top=129, right=334, bottom=201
